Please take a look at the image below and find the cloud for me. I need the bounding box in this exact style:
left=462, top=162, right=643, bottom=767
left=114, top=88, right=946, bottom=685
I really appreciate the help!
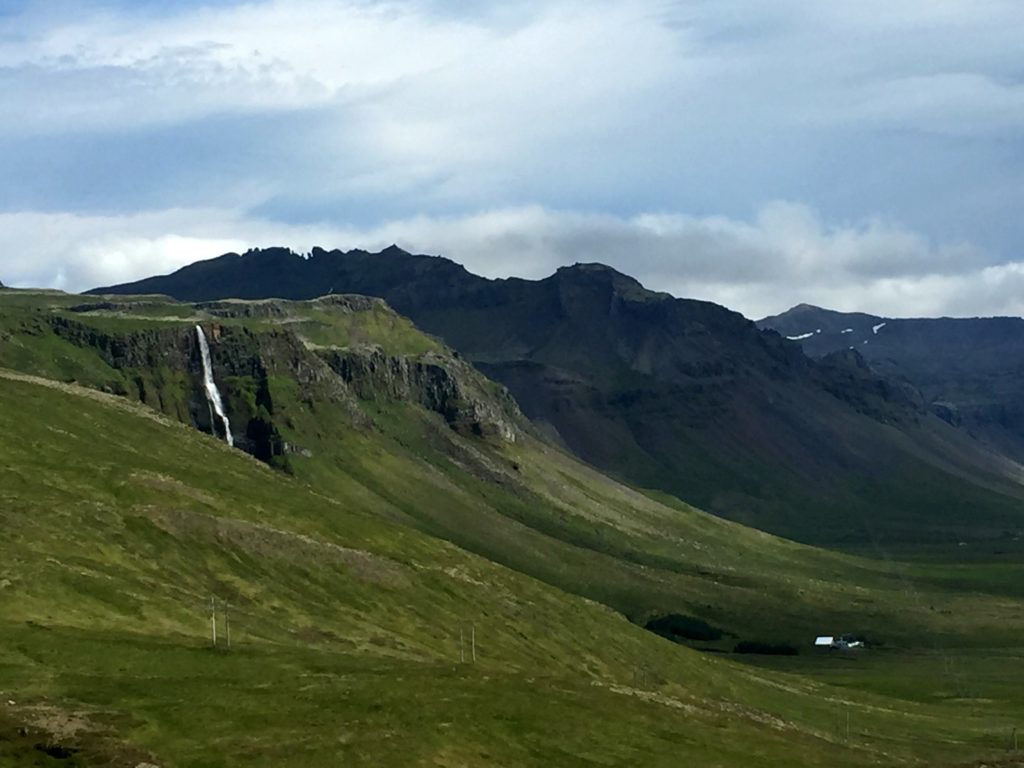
left=1, top=202, right=1021, bottom=320
left=0, top=0, right=694, bottom=212
left=0, top=1, right=513, bottom=148
left=808, top=73, right=1024, bottom=138
left=2, top=0, right=1024, bottom=315
left=5, top=1, right=1023, bottom=217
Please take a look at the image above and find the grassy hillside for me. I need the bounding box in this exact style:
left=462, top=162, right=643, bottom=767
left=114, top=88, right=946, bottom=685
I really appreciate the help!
left=4, top=371, right=1024, bottom=767
left=4, top=287, right=1024, bottom=765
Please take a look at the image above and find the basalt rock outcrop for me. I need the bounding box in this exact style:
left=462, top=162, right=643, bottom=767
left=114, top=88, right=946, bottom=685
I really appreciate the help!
left=33, top=298, right=520, bottom=472
left=42, top=314, right=344, bottom=467
left=319, top=345, right=521, bottom=442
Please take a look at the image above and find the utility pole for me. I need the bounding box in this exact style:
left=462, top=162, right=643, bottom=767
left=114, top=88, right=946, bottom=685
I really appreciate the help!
left=471, top=624, right=476, bottom=663
left=225, top=601, right=231, bottom=650
left=210, top=596, right=217, bottom=647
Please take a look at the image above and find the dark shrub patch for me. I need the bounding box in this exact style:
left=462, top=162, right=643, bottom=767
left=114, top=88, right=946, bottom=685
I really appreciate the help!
left=644, top=614, right=723, bottom=643
left=35, top=742, right=78, bottom=759
left=733, top=641, right=799, bottom=656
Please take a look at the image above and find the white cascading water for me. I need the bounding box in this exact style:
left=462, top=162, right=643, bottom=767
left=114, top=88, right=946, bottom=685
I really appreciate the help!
left=195, top=325, right=234, bottom=447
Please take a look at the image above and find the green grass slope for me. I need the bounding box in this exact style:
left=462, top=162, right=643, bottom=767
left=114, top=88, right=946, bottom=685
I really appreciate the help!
left=3, top=371, right=1024, bottom=767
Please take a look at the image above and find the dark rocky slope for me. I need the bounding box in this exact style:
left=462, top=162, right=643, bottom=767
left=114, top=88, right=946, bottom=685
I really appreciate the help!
left=760, top=304, right=1024, bottom=462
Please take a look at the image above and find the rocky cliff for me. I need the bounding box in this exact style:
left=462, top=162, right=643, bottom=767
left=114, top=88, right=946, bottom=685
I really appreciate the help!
left=319, top=345, right=521, bottom=442
left=8, top=295, right=521, bottom=473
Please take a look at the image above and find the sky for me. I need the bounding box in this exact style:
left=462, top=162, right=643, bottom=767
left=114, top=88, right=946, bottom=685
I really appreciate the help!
left=1, top=0, right=1023, bottom=318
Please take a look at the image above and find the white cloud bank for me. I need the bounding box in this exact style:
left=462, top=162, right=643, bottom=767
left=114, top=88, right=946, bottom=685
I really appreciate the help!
left=1, top=1, right=1023, bottom=319
left=1, top=202, right=1021, bottom=320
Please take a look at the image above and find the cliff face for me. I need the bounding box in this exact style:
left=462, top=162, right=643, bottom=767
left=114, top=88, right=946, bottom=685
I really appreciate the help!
left=319, top=345, right=521, bottom=442
left=46, top=314, right=318, bottom=467
left=810, top=348, right=926, bottom=426
left=201, top=294, right=524, bottom=444
left=15, top=295, right=519, bottom=471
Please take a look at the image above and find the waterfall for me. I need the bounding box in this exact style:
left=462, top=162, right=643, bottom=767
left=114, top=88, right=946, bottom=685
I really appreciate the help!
left=195, top=325, right=234, bottom=447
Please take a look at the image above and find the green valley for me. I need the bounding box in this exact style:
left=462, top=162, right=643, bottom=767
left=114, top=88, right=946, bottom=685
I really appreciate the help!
left=2, top=287, right=1024, bottom=766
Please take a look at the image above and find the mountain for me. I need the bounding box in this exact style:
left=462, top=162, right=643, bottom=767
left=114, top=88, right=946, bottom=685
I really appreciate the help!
left=759, top=304, right=1024, bottom=462
left=96, top=248, right=1024, bottom=548
left=0, top=288, right=944, bottom=645
left=5, top=286, right=1024, bottom=766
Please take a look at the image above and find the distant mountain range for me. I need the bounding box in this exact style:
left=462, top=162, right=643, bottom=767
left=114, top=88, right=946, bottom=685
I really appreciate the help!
left=95, top=247, right=1024, bottom=547
left=759, top=304, right=1024, bottom=463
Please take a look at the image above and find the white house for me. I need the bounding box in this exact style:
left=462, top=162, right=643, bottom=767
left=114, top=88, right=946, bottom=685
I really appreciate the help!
left=815, top=635, right=864, bottom=649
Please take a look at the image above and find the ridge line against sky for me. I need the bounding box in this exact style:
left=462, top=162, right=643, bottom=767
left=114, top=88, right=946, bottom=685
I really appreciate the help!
left=1, top=0, right=1023, bottom=318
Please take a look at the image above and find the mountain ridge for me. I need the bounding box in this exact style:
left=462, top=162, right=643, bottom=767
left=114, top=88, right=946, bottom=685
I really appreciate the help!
left=759, top=303, right=1024, bottom=463
left=95, top=247, right=1024, bottom=546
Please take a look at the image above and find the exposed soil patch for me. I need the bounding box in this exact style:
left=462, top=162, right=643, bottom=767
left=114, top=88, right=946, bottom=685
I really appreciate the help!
left=0, top=704, right=160, bottom=768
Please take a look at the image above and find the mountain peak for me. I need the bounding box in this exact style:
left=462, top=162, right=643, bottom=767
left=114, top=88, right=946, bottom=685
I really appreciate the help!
left=759, top=303, right=886, bottom=332
left=552, top=262, right=662, bottom=299
left=241, top=246, right=301, bottom=259
left=556, top=262, right=621, bottom=275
